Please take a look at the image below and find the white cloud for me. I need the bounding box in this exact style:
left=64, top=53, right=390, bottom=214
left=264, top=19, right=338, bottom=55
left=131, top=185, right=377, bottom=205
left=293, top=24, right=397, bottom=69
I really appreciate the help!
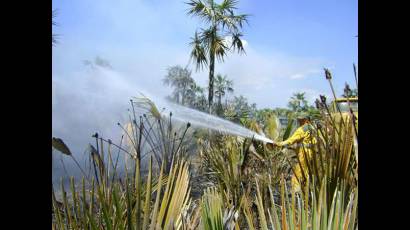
left=206, top=44, right=325, bottom=107
left=289, top=69, right=321, bottom=79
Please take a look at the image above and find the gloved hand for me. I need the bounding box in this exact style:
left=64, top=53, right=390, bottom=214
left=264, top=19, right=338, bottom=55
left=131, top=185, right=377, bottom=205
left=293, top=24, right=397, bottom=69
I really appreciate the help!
left=275, top=142, right=288, bottom=148
left=274, top=142, right=283, bottom=147
left=266, top=142, right=287, bottom=150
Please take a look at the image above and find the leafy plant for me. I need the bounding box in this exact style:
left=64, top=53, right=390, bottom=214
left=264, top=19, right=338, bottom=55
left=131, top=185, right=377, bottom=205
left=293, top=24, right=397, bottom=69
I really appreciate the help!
left=52, top=154, right=192, bottom=229
left=200, top=187, right=239, bottom=230
left=124, top=96, right=192, bottom=174
left=242, top=175, right=358, bottom=230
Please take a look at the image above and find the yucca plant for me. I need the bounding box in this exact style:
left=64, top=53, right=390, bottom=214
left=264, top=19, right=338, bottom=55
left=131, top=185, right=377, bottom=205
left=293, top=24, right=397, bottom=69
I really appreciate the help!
left=52, top=154, right=192, bottom=229
left=126, top=96, right=193, bottom=174
left=52, top=137, right=88, bottom=181
left=198, top=120, right=291, bottom=228
left=199, top=136, right=251, bottom=207
left=283, top=116, right=357, bottom=210
left=200, top=187, right=239, bottom=230
left=242, top=175, right=358, bottom=230
left=288, top=69, right=359, bottom=207
left=52, top=96, right=195, bottom=229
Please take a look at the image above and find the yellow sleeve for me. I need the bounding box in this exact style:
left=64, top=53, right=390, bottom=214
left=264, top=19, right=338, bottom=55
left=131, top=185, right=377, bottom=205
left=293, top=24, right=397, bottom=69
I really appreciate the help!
left=278, top=127, right=305, bottom=146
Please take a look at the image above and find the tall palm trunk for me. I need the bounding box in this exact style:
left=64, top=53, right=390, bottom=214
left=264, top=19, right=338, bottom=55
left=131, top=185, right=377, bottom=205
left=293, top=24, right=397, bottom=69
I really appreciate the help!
left=217, top=94, right=223, bottom=116
left=208, top=52, right=215, bottom=114
left=181, top=86, right=186, bottom=106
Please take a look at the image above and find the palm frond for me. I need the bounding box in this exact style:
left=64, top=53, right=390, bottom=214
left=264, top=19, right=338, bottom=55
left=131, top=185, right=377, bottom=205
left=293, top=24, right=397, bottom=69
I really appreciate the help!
left=189, top=31, right=208, bottom=71
left=186, top=0, right=213, bottom=23
left=52, top=137, right=72, bottom=156
left=218, top=0, right=239, bottom=11
left=231, top=32, right=245, bottom=54
left=212, top=35, right=229, bottom=62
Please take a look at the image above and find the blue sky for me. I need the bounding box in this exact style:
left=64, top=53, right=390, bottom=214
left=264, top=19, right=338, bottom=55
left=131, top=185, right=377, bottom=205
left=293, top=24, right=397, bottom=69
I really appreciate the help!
left=52, top=0, right=357, bottom=106
left=52, top=0, right=357, bottom=162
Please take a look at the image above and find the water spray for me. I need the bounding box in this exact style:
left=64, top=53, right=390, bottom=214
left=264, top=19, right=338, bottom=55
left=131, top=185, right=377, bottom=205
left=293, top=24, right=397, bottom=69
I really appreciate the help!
left=155, top=101, right=275, bottom=144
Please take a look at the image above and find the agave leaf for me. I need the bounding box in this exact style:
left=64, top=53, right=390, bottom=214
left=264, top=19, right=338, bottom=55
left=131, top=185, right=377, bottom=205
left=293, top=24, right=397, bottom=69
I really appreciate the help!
left=61, top=178, right=73, bottom=228
left=201, top=187, right=224, bottom=230
left=97, top=184, right=113, bottom=229
left=283, top=118, right=295, bottom=140
left=265, top=113, right=280, bottom=141
left=81, top=178, right=88, bottom=228
left=133, top=95, right=162, bottom=120
left=241, top=194, right=256, bottom=230
left=70, top=177, right=79, bottom=227
left=52, top=137, right=72, bottom=156
left=255, top=179, right=268, bottom=230
left=142, top=157, right=153, bottom=229
left=268, top=185, right=281, bottom=230
left=52, top=186, right=64, bottom=230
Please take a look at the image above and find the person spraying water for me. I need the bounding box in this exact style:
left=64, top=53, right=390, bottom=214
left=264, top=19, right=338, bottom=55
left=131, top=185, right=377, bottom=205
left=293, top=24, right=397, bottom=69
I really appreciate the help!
left=267, top=112, right=316, bottom=192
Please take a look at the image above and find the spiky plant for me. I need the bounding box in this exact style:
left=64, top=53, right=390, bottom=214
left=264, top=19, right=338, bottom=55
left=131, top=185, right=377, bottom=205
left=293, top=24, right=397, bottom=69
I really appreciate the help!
left=200, top=187, right=239, bottom=230
left=271, top=69, right=359, bottom=212
left=214, top=74, right=234, bottom=115
left=121, top=96, right=193, bottom=174
left=242, top=175, right=358, bottom=230
left=199, top=136, right=251, bottom=206
left=52, top=148, right=192, bottom=229
left=199, top=132, right=289, bottom=210
left=52, top=97, right=194, bottom=229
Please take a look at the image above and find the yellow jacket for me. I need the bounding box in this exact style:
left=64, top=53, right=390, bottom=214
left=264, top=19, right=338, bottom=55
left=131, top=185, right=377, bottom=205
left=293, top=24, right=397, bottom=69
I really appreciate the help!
left=277, top=123, right=316, bottom=147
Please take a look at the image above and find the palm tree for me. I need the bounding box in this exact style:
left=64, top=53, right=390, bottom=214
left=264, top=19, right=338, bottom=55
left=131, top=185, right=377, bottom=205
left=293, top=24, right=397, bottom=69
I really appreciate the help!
left=342, top=83, right=358, bottom=98
left=194, top=86, right=208, bottom=111
left=288, top=92, right=309, bottom=112
left=186, top=0, right=248, bottom=113
left=214, top=74, right=234, bottom=113
left=274, top=108, right=291, bottom=117
left=163, top=65, right=195, bottom=105
left=186, top=82, right=204, bottom=108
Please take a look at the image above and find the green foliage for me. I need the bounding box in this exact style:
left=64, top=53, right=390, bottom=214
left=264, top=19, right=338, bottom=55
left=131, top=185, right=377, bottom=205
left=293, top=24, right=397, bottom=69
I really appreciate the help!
left=52, top=155, right=192, bottom=230
left=127, top=96, right=193, bottom=174
left=199, top=122, right=290, bottom=210
left=200, top=187, right=238, bottom=230
left=199, top=136, right=251, bottom=206
left=264, top=113, right=280, bottom=141
left=283, top=116, right=295, bottom=140
left=243, top=176, right=358, bottom=230
left=53, top=67, right=359, bottom=229
left=288, top=92, right=310, bottom=112
left=214, top=74, right=234, bottom=116
left=163, top=65, right=197, bottom=106
left=224, top=95, right=257, bottom=123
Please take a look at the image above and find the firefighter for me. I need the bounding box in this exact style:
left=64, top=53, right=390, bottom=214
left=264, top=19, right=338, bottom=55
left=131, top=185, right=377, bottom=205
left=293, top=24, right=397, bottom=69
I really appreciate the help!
left=273, top=112, right=316, bottom=192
